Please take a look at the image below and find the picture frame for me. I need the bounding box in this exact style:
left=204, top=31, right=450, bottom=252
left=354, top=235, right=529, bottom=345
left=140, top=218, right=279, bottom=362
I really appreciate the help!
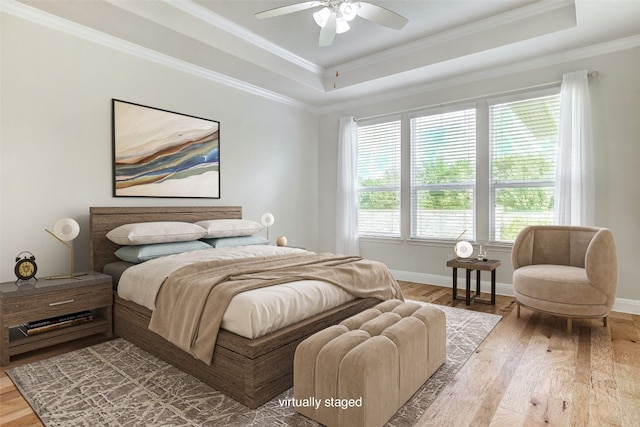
left=112, top=99, right=220, bottom=198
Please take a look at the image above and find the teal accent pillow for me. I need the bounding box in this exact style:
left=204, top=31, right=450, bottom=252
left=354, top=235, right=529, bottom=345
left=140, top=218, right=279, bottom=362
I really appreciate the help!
left=202, top=235, right=270, bottom=248
left=114, top=240, right=211, bottom=263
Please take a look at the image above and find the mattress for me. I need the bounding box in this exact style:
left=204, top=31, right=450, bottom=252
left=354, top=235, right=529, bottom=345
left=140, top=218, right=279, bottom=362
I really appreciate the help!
left=107, top=245, right=356, bottom=339
left=103, top=261, right=133, bottom=290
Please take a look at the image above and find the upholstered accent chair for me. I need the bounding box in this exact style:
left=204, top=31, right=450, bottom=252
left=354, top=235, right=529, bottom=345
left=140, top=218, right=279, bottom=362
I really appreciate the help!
left=512, top=225, right=618, bottom=333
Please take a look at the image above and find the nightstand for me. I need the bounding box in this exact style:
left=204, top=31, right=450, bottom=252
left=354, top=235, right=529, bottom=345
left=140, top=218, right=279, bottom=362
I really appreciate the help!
left=0, top=272, right=112, bottom=366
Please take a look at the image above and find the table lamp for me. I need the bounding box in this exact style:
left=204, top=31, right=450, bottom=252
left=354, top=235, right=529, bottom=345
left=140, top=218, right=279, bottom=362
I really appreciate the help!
left=46, top=218, right=83, bottom=280
left=261, top=212, right=275, bottom=240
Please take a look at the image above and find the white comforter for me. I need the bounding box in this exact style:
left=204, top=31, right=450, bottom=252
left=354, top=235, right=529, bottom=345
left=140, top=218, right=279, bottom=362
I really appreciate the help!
left=117, top=245, right=356, bottom=339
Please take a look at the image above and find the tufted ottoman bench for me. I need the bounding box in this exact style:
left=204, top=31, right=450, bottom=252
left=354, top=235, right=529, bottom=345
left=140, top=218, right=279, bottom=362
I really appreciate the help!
left=293, top=299, right=446, bottom=427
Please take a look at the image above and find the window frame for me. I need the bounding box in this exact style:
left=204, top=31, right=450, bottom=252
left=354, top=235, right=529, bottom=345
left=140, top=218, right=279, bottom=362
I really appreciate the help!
left=353, top=85, right=561, bottom=246
left=488, top=87, right=561, bottom=243
left=409, top=103, right=477, bottom=241
left=355, top=116, right=402, bottom=238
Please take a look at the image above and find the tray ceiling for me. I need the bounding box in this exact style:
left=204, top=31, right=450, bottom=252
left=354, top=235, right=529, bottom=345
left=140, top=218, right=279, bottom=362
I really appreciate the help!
left=7, top=0, right=640, bottom=111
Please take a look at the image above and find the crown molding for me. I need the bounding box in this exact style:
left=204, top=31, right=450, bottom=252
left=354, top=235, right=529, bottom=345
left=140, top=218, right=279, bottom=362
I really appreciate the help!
left=330, top=0, right=576, bottom=77
left=318, top=33, right=640, bottom=114
left=4, top=0, right=639, bottom=113
left=1, top=0, right=318, bottom=112
left=164, top=0, right=323, bottom=76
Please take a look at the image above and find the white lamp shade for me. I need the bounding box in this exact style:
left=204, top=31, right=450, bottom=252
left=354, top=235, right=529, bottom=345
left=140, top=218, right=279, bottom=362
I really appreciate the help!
left=313, top=7, right=331, bottom=27
left=455, top=240, right=473, bottom=258
left=336, top=18, right=350, bottom=34
left=53, top=218, right=80, bottom=242
left=339, top=2, right=357, bottom=21
left=261, top=212, right=275, bottom=227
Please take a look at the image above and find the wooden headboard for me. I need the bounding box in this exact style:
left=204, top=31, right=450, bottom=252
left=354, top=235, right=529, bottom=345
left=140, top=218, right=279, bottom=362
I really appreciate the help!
left=89, top=206, right=242, bottom=273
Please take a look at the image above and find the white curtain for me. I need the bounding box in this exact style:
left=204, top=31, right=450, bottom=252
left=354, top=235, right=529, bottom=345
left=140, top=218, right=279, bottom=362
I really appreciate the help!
left=335, top=116, right=359, bottom=255
left=554, top=70, right=595, bottom=226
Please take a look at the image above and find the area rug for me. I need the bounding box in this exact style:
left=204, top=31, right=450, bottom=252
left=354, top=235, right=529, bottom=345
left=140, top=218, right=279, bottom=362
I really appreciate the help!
left=7, top=302, right=501, bottom=427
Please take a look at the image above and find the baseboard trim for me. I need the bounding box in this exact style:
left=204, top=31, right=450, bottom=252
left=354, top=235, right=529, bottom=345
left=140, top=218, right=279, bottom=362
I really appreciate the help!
left=390, top=269, right=640, bottom=315
left=390, top=269, right=515, bottom=298
left=612, top=298, right=640, bottom=316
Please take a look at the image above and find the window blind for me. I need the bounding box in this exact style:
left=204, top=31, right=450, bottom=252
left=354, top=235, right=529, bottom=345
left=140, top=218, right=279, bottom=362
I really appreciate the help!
left=410, top=107, right=476, bottom=240
left=489, top=92, right=560, bottom=242
left=356, top=120, right=401, bottom=237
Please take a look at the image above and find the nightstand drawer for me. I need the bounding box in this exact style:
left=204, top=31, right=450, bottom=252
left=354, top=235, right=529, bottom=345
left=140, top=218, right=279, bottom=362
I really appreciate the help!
left=2, top=282, right=112, bottom=325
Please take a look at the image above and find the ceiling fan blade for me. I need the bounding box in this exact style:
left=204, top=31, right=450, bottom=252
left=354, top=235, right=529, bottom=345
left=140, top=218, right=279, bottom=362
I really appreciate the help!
left=255, top=1, right=323, bottom=20
left=356, top=2, right=408, bottom=30
left=319, top=13, right=336, bottom=46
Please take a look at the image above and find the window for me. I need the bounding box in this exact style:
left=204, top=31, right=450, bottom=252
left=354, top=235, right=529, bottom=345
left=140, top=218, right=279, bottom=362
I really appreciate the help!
left=489, top=91, right=560, bottom=242
left=354, top=86, right=561, bottom=244
left=356, top=119, right=401, bottom=237
left=410, top=107, right=476, bottom=240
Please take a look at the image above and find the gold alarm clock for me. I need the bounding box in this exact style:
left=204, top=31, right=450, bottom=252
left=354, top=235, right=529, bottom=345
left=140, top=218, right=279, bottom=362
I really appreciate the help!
left=15, top=251, right=38, bottom=282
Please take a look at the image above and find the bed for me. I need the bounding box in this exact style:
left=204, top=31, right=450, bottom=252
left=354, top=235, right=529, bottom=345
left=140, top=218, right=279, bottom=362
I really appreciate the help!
left=89, top=206, right=397, bottom=408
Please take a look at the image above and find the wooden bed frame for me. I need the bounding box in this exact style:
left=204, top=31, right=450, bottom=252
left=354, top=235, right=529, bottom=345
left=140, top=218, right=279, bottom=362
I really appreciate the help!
left=89, top=206, right=379, bottom=408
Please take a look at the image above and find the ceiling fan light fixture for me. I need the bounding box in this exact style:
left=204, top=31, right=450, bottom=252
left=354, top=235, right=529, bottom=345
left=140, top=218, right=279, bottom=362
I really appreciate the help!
left=336, top=18, right=350, bottom=34
left=339, top=2, right=358, bottom=22
left=255, top=0, right=408, bottom=47
left=313, top=7, right=331, bottom=27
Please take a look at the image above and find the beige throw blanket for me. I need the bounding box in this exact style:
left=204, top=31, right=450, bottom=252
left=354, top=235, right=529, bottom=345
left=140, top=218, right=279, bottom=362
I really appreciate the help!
left=148, top=252, right=403, bottom=364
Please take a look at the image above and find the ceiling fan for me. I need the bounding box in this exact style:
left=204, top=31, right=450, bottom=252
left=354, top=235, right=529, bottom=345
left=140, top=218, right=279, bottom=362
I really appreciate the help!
left=255, top=1, right=408, bottom=47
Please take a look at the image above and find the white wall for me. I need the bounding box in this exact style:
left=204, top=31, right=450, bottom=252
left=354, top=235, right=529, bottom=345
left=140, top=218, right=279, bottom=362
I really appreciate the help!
left=318, top=47, right=640, bottom=304
left=0, top=13, right=319, bottom=281
left=2, top=10, right=638, bottom=310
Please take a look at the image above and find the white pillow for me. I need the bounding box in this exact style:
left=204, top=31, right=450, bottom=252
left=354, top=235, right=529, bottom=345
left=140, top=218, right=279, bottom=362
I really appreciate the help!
left=195, top=219, right=264, bottom=238
left=201, top=235, right=270, bottom=248
left=107, top=221, right=207, bottom=245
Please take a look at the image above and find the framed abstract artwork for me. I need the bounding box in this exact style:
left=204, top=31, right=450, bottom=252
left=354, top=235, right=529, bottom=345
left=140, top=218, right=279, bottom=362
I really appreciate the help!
left=112, top=99, right=220, bottom=198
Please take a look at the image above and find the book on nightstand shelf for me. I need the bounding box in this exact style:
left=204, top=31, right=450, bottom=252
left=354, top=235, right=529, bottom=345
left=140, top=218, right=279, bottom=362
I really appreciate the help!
left=18, top=310, right=94, bottom=337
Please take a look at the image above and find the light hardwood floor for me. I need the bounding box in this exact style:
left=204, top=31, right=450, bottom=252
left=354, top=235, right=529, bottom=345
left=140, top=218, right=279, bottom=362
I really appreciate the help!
left=1, top=282, right=639, bottom=426
left=404, top=282, right=640, bottom=427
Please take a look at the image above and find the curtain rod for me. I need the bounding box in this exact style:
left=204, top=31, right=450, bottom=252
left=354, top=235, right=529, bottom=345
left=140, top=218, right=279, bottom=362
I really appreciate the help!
left=357, top=70, right=598, bottom=122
